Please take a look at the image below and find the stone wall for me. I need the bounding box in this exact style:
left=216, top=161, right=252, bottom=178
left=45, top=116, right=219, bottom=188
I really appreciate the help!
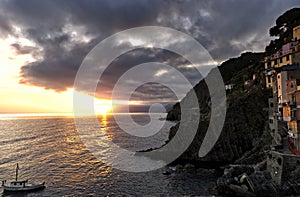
left=267, top=151, right=300, bottom=185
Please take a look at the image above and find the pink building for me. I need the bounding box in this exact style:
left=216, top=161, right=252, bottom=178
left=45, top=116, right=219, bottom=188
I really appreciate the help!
left=282, top=41, right=298, bottom=56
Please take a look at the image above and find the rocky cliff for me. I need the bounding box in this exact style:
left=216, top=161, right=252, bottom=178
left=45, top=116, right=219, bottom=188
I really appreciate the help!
left=166, top=52, right=270, bottom=164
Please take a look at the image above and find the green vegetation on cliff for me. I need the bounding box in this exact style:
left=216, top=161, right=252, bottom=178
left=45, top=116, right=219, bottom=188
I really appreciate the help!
left=266, top=8, right=300, bottom=55
left=167, top=52, right=270, bottom=164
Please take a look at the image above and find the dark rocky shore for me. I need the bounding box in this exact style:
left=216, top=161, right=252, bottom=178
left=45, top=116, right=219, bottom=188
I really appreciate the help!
left=163, top=53, right=300, bottom=196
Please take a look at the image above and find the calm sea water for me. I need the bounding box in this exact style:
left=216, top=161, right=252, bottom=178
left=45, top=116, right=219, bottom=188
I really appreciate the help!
left=0, top=113, right=219, bottom=196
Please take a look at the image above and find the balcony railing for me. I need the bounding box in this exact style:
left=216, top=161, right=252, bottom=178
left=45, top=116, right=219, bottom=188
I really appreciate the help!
left=282, top=115, right=298, bottom=121
left=291, top=116, right=297, bottom=121
left=283, top=116, right=291, bottom=121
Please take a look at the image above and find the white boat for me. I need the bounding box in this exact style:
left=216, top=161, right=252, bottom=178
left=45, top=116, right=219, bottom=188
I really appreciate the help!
left=2, top=163, right=45, bottom=192
left=2, top=180, right=45, bottom=192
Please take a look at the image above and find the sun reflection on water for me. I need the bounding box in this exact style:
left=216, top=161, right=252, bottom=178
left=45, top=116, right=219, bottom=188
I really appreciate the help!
left=99, top=114, right=108, bottom=131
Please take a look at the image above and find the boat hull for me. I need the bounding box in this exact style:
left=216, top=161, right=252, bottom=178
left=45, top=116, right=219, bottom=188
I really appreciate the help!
left=3, top=182, right=45, bottom=192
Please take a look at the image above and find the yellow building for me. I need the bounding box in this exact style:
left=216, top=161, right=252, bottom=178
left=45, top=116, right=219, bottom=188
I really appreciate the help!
left=292, top=43, right=300, bottom=64
left=293, top=25, right=300, bottom=41
left=275, top=54, right=293, bottom=67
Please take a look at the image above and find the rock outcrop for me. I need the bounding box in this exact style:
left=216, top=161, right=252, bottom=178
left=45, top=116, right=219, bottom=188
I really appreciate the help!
left=217, top=151, right=300, bottom=196
left=216, top=164, right=279, bottom=197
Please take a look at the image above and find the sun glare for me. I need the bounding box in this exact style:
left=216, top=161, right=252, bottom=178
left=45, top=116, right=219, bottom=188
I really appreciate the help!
left=94, top=100, right=114, bottom=115
left=72, top=91, right=115, bottom=116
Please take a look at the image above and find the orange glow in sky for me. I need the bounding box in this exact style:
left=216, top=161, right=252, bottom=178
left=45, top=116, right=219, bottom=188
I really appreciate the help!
left=0, top=38, right=114, bottom=114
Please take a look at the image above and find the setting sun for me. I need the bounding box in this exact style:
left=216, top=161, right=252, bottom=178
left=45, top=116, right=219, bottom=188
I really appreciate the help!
left=94, top=99, right=114, bottom=115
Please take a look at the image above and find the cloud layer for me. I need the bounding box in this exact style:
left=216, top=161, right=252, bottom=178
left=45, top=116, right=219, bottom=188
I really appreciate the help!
left=0, top=0, right=299, bottom=103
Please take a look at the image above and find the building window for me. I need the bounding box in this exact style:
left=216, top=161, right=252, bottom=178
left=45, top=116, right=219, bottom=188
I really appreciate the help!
left=291, top=83, right=294, bottom=88
left=287, top=55, right=290, bottom=61
left=278, top=75, right=280, bottom=79
left=279, top=85, right=281, bottom=89
left=269, top=119, right=274, bottom=124
left=280, top=57, right=283, bottom=63
left=292, top=95, right=296, bottom=102
left=268, top=76, right=271, bottom=83
left=270, top=103, right=274, bottom=108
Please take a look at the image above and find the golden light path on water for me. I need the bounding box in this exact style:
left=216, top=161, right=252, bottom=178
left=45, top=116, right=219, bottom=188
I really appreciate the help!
left=0, top=112, right=220, bottom=195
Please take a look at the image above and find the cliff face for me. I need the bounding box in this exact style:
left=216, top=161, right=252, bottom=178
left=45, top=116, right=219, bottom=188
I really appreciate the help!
left=166, top=52, right=270, bottom=164
left=167, top=52, right=265, bottom=121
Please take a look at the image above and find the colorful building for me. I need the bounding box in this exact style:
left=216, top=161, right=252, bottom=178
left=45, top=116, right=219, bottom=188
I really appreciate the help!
left=265, top=25, right=300, bottom=155
left=277, top=70, right=300, bottom=106
left=293, top=25, right=300, bottom=41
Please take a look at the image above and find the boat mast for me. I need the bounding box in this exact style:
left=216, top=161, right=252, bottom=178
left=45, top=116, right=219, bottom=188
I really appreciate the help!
left=15, top=163, right=19, bottom=181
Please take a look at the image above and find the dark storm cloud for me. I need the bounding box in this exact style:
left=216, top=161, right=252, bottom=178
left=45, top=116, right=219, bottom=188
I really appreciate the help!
left=158, top=0, right=300, bottom=60
left=19, top=37, right=100, bottom=91
left=130, top=83, right=179, bottom=103
left=0, top=0, right=163, bottom=92
left=0, top=14, right=14, bottom=38
left=0, top=0, right=162, bottom=36
left=95, top=47, right=200, bottom=101
left=0, top=0, right=299, bottom=101
left=11, top=43, right=38, bottom=55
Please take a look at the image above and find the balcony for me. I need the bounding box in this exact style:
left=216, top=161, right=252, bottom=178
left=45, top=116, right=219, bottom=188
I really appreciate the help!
left=288, top=133, right=300, bottom=139
left=291, top=116, right=297, bottom=121
left=287, top=90, right=297, bottom=95
left=283, top=115, right=298, bottom=122
left=283, top=116, right=291, bottom=121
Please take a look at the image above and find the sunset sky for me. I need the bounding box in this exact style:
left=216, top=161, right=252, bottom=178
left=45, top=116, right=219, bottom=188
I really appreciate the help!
left=0, top=0, right=299, bottom=113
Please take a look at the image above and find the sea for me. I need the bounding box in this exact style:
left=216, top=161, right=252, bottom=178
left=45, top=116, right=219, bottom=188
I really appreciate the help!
left=0, top=113, right=219, bottom=196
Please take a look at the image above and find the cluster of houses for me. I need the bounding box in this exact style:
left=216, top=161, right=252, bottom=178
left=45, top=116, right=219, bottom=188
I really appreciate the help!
left=265, top=25, right=300, bottom=155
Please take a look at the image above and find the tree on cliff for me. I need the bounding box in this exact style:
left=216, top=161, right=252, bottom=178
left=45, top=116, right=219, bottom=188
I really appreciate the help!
left=266, top=8, right=300, bottom=55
